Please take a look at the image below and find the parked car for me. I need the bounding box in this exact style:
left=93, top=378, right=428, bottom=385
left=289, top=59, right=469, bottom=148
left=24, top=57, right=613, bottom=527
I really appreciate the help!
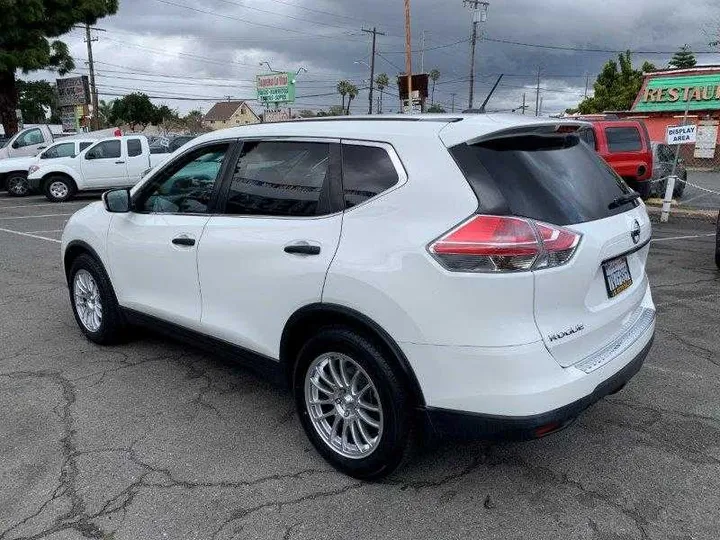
left=0, top=125, right=121, bottom=161
left=27, top=136, right=171, bottom=202
left=576, top=119, right=654, bottom=198
left=149, top=134, right=198, bottom=154
left=60, top=115, right=656, bottom=479
left=0, top=139, right=97, bottom=196
left=650, top=142, right=687, bottom=199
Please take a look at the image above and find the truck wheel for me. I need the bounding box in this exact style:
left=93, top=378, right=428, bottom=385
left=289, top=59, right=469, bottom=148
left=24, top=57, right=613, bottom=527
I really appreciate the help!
left=6, top=173, right=29, bottom=197
left=44, top=176, right=76, bottom=202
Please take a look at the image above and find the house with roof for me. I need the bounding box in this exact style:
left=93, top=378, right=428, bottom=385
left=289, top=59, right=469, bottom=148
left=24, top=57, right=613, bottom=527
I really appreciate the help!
left=202, top=101, right=260, bottom=130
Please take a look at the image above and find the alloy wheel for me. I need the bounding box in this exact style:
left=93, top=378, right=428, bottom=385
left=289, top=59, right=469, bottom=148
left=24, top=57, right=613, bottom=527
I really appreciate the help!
left=73, top=270, right=103, bottom=332
left=7, top=177, right=28, bottom=196
left=49, top=181, right=69, bottom=200
left=304, top=353, right=384, bottom=459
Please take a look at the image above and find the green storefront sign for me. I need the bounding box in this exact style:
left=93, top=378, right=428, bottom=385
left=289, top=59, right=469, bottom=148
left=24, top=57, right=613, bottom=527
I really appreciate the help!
left=256, top=72, right=296, bottom=104
left=633, top=73, right=720, bottom=112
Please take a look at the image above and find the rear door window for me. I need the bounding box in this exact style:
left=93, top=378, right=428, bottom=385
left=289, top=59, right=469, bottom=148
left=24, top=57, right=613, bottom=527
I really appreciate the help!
left=341, top=144, right=399, bottom=208
left=449, top=134, right=636, bottom=226
left=605, top=127, right=642, bottom=152
left=127, top=138, right=143, bottom=157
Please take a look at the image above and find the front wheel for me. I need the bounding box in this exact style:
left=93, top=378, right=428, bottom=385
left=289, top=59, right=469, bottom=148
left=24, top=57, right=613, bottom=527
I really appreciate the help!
left=6, top=173, right=29, bottom=197
left=69, top=254, right=126, bottom=344
left=45, top=176, right=76, bottom=202
left=294, top=327, right=414, bottom=479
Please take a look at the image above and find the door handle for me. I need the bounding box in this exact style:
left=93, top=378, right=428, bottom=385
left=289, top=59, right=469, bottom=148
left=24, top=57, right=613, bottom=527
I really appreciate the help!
left=115, top=160, right=126, bottom=164
left=284, top=242, right=321, bottom=255
left=172, top=236, right=196, bottom=247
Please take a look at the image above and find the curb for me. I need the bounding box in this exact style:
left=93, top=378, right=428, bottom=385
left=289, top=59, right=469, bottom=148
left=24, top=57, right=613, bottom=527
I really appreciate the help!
left=645, top=204, right=718, bottom=223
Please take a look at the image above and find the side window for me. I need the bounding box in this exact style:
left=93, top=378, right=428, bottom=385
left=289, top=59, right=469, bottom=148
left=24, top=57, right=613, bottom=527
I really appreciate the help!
left=605, top=127, right=642, bottom=152
left=342, top=144, right=400, bottom=208
left=224, top=141, right=330, bottom=217
left=134, top=143, right=229, bottom=214
left=85, top=140, right=121, bottom=160
left=578, top=128, right=596, bottom=150
left=41, top=143, right=75, bottom=159
left=14, top=128, right=44, bottom=148
left=79, top=142, right=93, bottom=152
left=127, top=138, right=142, bottom=157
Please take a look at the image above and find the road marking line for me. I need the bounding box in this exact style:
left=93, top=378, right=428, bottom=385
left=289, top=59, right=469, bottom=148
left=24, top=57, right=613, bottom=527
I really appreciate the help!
left=651, top=233, right=715, bottom=243
left=0, top=202, right=88, bottom=210
left=24, top=229, right=63, bottom=234
left=0, top=227, right=61, bottom=243
left=0, top=213, right=73, bottom=220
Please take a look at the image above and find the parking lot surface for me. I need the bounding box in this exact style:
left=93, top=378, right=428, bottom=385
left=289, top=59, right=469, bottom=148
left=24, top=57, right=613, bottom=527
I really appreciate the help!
left=1, top=194, right=718, bottom=540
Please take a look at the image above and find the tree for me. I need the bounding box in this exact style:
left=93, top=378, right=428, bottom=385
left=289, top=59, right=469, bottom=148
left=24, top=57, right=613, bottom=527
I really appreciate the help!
left=182, top=109, right=204, bottom=132
left=572, top=51, right=656, bottom=114
left=337, top=80, right=352, bottom=112
left=111, top=93, right=156, bottom=130
left=97, top=99, right=116, bottom=127
left=427, top=104, right=446, bottom=113
left=669, top=45, right=697, bottom=69
left=345, top=84, right=359, bottom=115
left=375, top=73, right=389, bottom=113
left=0, top=0, right=119, bottom=136
left=429, top=69, right=441, bottom=105
left=16, top=80, right=60, bottom=124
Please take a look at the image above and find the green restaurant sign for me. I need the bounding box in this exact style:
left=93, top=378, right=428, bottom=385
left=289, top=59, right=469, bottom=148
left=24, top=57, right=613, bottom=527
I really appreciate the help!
left=633, top=73, right=720, bottom=112
left=256, top=72, right=296, bottom=104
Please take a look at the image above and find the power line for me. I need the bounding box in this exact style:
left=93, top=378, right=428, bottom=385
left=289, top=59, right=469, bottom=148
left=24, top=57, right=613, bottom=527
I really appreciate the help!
left=211, top=0, right=356, bottom=32
left=150, top=0, right=363, bottom=40
left=376, top=52, right=404, bottom=73
left=484, top=36, right=720, bottom=54
left=379, top=37, right=471, bottom=54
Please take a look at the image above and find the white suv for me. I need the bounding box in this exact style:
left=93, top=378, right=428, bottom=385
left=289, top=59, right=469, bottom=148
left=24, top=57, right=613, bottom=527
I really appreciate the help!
left=61, top=115, right=656, bottom=479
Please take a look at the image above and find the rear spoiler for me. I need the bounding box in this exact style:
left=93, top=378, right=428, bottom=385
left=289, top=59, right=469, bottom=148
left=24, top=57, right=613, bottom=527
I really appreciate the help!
left=460, top=122, right=591, bottom=146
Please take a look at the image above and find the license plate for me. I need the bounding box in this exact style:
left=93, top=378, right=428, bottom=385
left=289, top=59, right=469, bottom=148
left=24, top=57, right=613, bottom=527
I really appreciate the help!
left=602, top=256, right=633, bottom=298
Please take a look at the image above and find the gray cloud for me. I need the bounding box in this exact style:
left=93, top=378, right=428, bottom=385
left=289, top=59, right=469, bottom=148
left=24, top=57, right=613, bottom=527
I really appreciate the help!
left=29, top=0, right=720, bottom=115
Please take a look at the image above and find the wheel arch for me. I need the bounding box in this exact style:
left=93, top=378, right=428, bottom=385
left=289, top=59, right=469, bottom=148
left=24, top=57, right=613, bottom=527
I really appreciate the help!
left=42, top=170, right=79, bottom=192
left=63, top=240, right=107, bottom=285
left=280, top=303, right=426, bottom=407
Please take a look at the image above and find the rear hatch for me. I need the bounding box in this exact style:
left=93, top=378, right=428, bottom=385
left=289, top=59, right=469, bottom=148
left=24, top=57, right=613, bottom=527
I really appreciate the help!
left=447, top=127, right=652, bottom=368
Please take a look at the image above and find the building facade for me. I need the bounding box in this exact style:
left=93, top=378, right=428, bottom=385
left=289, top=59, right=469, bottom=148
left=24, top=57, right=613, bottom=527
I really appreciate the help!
left=202, top=101, right=260, bottom=131
left=616, top=66, right=720, bottom=168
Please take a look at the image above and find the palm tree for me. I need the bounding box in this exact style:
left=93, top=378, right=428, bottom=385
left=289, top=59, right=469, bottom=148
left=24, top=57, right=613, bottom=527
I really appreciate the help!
left=337, top=80, right=352, bottom=113
left=375, top=73, right=389, bottom=114
left=97, top=99, right=115, bottom=127
left=345, top=83, right=359, bottom=115
left=429, top=69, right=441, bottom=105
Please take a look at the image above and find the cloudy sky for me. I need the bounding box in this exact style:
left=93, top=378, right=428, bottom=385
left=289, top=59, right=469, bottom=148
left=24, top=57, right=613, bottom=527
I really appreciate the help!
left=30, top=0, right=720, bottom=116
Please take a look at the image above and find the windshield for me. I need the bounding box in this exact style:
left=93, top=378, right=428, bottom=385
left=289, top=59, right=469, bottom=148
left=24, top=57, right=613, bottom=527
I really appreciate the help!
left=449, top=134, right=636, bottom=226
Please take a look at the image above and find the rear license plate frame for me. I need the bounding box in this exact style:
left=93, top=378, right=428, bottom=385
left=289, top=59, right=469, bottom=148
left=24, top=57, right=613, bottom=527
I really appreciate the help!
left=602, top=255, right=633, bottom=298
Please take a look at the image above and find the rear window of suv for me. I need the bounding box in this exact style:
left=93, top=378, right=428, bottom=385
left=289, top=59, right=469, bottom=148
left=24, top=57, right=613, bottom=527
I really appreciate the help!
left=449, top=134, right=636, bottom=226
left=605, top=127, right=642, bottom=152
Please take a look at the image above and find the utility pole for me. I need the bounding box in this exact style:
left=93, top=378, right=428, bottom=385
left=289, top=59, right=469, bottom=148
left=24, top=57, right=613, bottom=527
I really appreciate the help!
left=463, top=1, right=489, bottom=109
left=421, top=30, right=428, bottom=73
left=451, top=93, right=456, bottom=112
left=535, top=67, right=541, bottom=116
left=404, top=0, right=413, bottom=114
left=84, top=23, right=100, bottom=131
left=522, top=93, right=526, bottom=114
left=362, top=27, right=385, bottom=115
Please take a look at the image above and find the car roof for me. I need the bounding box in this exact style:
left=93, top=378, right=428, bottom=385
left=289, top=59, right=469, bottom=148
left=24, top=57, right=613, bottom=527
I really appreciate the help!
left=189, top=114, right=591, bottom=148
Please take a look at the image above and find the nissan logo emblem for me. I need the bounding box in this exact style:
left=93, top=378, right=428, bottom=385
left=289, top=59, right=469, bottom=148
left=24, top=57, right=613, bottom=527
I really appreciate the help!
left=631, top=220, right=641, bottom=245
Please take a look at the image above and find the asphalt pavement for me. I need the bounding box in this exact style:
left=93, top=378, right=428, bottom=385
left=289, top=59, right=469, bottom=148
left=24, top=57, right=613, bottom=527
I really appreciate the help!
left=679, top=171, right=720, bottom=210
left=0, top=194, right=718, bottom=540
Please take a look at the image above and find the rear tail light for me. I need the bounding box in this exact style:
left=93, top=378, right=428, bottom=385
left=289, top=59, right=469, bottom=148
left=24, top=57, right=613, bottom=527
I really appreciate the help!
left=429, top=215, right=581, bottom=273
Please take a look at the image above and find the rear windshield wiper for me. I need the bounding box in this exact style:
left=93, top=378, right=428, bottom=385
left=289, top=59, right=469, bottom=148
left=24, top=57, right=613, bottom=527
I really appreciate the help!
left=608, top=191, right=641, bottom=210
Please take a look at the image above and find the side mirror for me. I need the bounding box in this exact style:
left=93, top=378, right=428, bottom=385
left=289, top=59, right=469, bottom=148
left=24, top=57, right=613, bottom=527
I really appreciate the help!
left=102, top=188, right=131, bottom=213
left=11, top=140, right=19, bottom=149
left=37, top=146, right=46, bottom=150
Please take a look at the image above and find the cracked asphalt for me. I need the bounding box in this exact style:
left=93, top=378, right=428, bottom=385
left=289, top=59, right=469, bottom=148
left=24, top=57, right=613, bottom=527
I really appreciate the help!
left=1, top=194, right=719, bottom=540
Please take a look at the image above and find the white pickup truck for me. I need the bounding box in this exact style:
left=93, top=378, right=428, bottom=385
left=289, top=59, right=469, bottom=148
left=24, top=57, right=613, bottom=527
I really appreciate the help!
left=0, top=138, right=97, bottom=196
left=0, top=125, right=121, bottom=160
left=27, top=136, right=170, bottom=202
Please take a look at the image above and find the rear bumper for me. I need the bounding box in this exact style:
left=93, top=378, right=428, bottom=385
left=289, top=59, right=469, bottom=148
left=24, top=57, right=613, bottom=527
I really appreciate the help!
left=421, top=333, right=653, bottom=440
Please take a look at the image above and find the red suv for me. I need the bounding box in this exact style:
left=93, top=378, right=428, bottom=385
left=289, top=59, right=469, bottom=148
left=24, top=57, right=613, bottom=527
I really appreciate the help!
left=577, top=120, right=653, bottom=198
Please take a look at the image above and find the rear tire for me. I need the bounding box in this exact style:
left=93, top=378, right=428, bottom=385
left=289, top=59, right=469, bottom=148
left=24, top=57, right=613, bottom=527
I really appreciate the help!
left=6, top=173, right=29, bottom=197
left=294, top=326, right=414, bottom=480
left=44, top=175, right=76, bottom=202
left=68, top=254, right=126, bottom=345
